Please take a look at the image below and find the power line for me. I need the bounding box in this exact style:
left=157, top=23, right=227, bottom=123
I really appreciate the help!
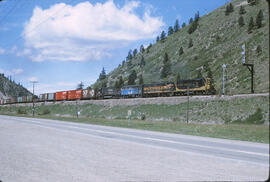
left=0, top=0, right=22, bottom=25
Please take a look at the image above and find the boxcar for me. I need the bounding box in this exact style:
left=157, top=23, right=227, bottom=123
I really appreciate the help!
left=143, top=82, right=175, bottom=97
left=121, top=85, right=142, bottom=98
left=39, top=93, right=47, bottom=101
left=67, top=90, right=82, bottom=100
left=82, top=88, right=95, bottom=99
left=27, top=95, right=33, bottom=102
left=55, top=91, right=68, bottom=101
left=97, top=87, right=120, bottom=99
left=47, top=93, right=55, bottom=101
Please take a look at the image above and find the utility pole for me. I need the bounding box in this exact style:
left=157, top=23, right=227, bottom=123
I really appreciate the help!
left=31, top=81, right=38, bottom=116
left=186, top=71, right=190, bottom=124
left=222, top=64, right=226, bottom=95
left=241, top=43, right=254, bottom=93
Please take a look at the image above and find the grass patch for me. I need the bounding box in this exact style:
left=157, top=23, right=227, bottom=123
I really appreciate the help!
left=1, top=113, right=268, bottom=144
left=232, top=108, right=264, bottom=124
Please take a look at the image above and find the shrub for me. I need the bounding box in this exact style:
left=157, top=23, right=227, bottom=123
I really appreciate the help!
left=17, top=108, right=27, bottom=114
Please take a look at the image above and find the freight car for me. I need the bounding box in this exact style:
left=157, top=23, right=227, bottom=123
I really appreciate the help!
left=121, top=85, right=142, bottom=98
left=97, top=87, right=121, bottom=99
left=82, top=88, right=95, bottom=100
left=175, top=78, right=216, bottom=95
left=143, top=82, right=175, bottom=97
left=0, top=77, right=216, bottom=105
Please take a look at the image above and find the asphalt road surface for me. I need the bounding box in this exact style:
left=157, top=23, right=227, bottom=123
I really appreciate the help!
left=0, top=115, right=269, bottom=181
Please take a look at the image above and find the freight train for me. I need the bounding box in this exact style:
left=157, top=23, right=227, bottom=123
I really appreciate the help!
left=0, top=78, right=215, bottom=105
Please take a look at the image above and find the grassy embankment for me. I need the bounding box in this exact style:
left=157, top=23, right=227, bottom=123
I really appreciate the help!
left=0, top=95, right=268, bottom=143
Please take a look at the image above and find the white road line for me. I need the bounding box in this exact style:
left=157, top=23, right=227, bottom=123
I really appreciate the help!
left=11, top=117, right=269, bottom=157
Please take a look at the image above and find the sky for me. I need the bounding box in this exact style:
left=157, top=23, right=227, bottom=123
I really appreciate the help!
left=0, top=0, right=229, bottom=95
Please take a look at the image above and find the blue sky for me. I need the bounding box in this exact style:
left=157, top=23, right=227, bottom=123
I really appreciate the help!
left=0, top=0, right=228, bottom=95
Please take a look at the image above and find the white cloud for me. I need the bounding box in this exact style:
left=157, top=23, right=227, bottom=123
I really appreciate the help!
left=23, top=0, right=164, bottom=62
left=28, top=77, right=39, bottom=82
left=0, top=48, right=5, bottom=54
left=0, top=68, right=24, bottom=76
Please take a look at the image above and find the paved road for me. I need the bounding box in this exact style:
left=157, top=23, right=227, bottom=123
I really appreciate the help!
left=0, top=115, right=269, bottom=181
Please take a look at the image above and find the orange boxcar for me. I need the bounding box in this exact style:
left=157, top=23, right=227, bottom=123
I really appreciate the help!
left=55, top=91, right=68, bottom=101
left=67, top=90, right=82, bottom=100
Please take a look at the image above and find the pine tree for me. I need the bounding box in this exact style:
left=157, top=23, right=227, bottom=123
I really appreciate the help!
left=179, top=47, right=184, bottom=56
left=99, top=67, right=106, bottom=80
left=248, top=17, right=254, bottom=33
left=118, top=76, right=124, bottom=87
left=174, top=19, right=179, bottom=32
left=256, top=10, right=263, bottom=28
left=238, top=16, right=245, bottom=27
left=140, top=45, right=145, bottom=53
left=188, top=38, right=193, bottom=48
left=114, top=80, right=119, bottom=88
left=147, top=43, right=152, bottom=53
left=182, top=22, right=186, bottom=28
left=176, top=73, right=181, bottom=84
left=225, top=5, right=230, bottom=16
left=168, top=26, right=174, bottom=35
left=197, top=70, right=202, bottom=78
left=140, top=56, right=145, bottom=67
left=188, top=20, right=198, bottom=34
left=126, top=50, right=133, bottom=61
left=189, top=18, right=193, bottom=24
left=256, top=45, right=262, bottom=55
left=156, top=35, right=160, bottom=42
left=160, top=53, right=171, bottom=79
left=128, top=70, right=137, bottom=85
left=194, top=11, right=200, bottom=22
left=133, top=49, right=138, bottom=57
left=101, top=79, right=107, bottom=88
left=239, top=6, right=246, bottom=15
left=122, top=60, right=125, bottom=66
left=160, top=31, right=166, bottom=42
left=139, top=75, right=144, bottom=84
left=228, top=3, right=234, bottom=12
left=77, top=82, right=84, bottom=90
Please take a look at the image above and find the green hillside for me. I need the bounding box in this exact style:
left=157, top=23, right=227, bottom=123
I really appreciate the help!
left=93, top=0, right=269, bottom=94
left=0, top=73, right=32, bottom=99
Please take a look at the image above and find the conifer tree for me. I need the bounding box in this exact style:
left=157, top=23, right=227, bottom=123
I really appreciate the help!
left=126, top=50, right=133, bottom=61
left=239, top=6, right=246, bottom=15
left=168, top=26, right=174, bottom=35
left=160, top=53, right=171, bottom=79
left=114, top=80, right=119, bottom=88
left=160, top=31, right=166, bottom=42
left=228, top=3, right=234, bottom=12
left=225, top=5, right=230, bottom=16
left=238, top=16, right=245, bottom=27
left=182, top=22, right=186, bottom=28
left=77, top=82, right=84, bottom=90
left=194, top=11, right=200, bottom=22
left=140, top=56, right=145, bottom=67
left=118, top=76, right=124, bottom=87
left=188, top=20, right=198, bottom=34
left=188, top=38, right=193, bottom=48
left=256, top=10, right=263, bottom=28
left=99, top=67, right=106, bottom=80
left=189, top=18, right=193, bottom=24
left=156, top=36, right=160, bottom=42
left=179, top=47, right=184, bottom=56
left=197, top=70, right=202, bottom=78
left=128, top=70, right=137, bottom=85
left=140, top=45, right=145, bottom=53
left=139, top=75, right=144, bottom=84
left=174, top=19, right=179, bottom=32
left=248, top=17, right=254, bottom=33
left=256, top=45, right=262, bottom=55
left=133, top=49, right=138, bottom=57
left=176, top=73, right=181, bottom=84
